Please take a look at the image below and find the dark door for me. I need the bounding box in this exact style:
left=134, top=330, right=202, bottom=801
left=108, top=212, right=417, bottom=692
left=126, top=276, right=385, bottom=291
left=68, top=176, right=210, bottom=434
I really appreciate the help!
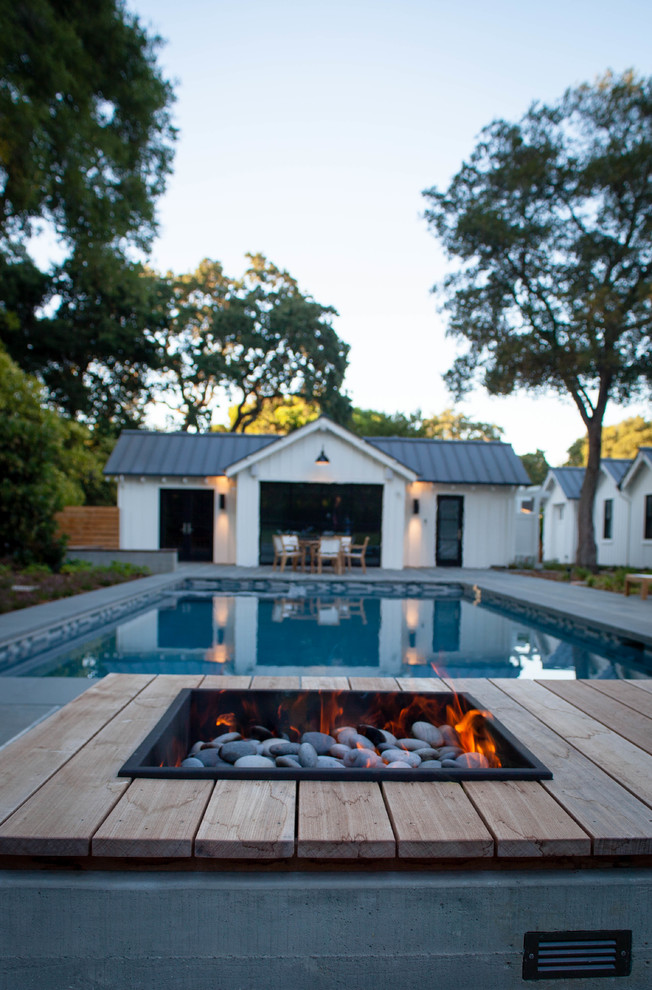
left=436, top=495, right=464, bottom=566
left=160, top=489, right=214, bottom=562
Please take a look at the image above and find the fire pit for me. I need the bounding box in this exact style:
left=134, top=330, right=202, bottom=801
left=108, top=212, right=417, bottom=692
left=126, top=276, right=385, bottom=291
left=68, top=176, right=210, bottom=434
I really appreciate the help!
left=120, top=689, right=552, bottom=781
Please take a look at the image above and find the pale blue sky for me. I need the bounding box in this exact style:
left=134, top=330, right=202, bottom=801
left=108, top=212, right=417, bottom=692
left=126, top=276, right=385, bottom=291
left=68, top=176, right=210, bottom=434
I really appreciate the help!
left=127, top=0, right=652, bottom=463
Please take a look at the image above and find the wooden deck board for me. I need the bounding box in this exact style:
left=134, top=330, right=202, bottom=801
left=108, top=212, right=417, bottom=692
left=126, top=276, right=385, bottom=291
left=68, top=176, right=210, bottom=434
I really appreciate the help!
left=297, top=781, right=395, bottom=858
left=0, top=674, right=650, bottom=866
left=502, top=680, right=652, bottom=809
left=0, top=673, right=153, bottom=827
left=585, top=679, right=652, bottom=721
left=539, top=680, right=652, bottom=756
left=301, top=676, right=350, bottom=690
left=92, top=778, right=214, bottom=857
left=195, top=779, right=296, bottom=858
left=451, top=678, right=652, bottom=856
left=383, top=780, right=494, bottom=858
left=0, top=675, right=202, bottom=856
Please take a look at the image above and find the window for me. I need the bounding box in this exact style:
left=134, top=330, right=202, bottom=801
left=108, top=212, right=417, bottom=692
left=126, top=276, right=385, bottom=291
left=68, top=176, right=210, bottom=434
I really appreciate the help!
left=603, top=499, right=613, bottom=539
left=645, top=494, right=652, bottom=540
left=555, top=503, right=565, bottom=521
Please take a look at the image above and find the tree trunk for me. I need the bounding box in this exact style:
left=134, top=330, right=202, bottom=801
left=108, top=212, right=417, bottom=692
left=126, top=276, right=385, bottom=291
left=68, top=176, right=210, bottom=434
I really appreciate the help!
left=575, top=418, right=602, bottom=568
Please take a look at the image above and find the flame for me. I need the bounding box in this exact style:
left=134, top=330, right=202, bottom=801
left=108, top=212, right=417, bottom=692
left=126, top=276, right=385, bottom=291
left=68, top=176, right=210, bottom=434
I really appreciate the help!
left=214, top=711, right=237, bottom=732
left=450, top=703, right=500, bottom=767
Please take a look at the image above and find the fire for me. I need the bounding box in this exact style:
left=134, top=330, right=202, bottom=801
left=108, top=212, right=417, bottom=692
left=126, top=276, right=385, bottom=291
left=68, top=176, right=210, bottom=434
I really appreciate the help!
left=447, top=701, right=500, bottom=767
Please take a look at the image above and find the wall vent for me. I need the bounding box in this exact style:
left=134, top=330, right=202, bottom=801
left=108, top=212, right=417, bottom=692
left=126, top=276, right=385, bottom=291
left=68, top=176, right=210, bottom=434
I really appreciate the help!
left=523, top=930, right=632, bottom=980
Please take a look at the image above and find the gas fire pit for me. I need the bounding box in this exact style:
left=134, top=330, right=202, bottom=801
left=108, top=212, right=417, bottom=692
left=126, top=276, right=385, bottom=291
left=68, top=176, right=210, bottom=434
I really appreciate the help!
left=119, top=689, right=552, bottom=781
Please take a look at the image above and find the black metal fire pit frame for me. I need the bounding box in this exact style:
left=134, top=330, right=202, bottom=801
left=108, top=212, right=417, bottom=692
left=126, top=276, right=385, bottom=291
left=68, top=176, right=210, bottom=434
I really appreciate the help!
left=119, top=689, right=553, bottom=782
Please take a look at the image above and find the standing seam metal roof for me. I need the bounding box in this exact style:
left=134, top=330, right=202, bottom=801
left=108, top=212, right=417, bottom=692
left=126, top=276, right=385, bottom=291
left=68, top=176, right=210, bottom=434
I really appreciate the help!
left=104, top=430, right=530, bottom=485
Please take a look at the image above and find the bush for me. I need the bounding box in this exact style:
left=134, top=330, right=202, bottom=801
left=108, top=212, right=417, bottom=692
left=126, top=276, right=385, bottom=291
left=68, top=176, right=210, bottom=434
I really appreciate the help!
left=60, top=559, right=94, bottom=574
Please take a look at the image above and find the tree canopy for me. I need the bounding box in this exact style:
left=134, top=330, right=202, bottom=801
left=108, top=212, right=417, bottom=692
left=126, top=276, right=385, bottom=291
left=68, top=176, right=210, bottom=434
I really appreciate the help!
left=566, top=416, right=652, bottom=465
left=158, top=254, right=350, bottom=432
left=349, top=406, right=503, bottom=440
left=520, top=449, right=549, bottom=485
left=0, top=0, right=176, bottom=434
left=424, top=71, right=652, bottom=566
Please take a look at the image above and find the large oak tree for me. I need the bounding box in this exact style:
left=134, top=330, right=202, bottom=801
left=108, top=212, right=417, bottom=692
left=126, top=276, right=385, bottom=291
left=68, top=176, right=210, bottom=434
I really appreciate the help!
left=424, top=71, right=652, bottom=567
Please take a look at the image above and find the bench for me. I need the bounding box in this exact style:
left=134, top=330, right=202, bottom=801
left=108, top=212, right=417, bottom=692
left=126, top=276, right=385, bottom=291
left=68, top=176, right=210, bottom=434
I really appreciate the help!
left=624, top=573, right=652, bottom=599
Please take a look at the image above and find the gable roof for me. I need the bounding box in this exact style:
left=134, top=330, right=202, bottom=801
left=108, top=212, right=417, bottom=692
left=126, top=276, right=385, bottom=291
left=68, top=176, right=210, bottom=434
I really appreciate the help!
left=366, top=437, right=530, bottom=485
left=601, top=458, right=633, bottom=485
left=104, top=424, right=529, bottom=486
left=620, top=448, right=652, bottom=490
left=546, top=467, right=585, bottom=500
left=104, top=430, right=276, bottom=477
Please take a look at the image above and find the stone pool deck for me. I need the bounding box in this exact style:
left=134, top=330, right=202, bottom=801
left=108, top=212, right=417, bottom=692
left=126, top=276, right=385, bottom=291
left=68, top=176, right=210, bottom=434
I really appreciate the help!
left=1, top=564, right=651, bottom=747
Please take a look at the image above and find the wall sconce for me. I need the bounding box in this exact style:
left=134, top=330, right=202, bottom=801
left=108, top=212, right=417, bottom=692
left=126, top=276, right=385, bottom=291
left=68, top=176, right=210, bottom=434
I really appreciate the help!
left=315, top=448, right=330, bottom=465
left=413, top=499, right=420, bottom=515
left=219, top=493, right=226, bottom=510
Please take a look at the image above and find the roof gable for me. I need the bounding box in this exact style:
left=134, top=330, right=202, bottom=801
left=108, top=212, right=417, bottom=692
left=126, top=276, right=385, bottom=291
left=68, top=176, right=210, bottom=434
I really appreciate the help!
left=367, top=437, right=530, bottom=485
left=620, top=448, right=652, bottom=490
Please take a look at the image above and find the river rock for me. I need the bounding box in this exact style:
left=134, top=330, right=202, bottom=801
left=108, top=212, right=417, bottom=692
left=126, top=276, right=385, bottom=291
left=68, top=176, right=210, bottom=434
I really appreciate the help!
left=438, top=746, right=464, bottom=760
left=301, top=731, right=336, bottom=754
left=381, top=748, right=421, bottom=767
left=348, top=733, right=376, bottom=750
left=418, top=759, right=443, bottom=769
left=384, top=761, right=412, bottom=768
left=343, top=748, right=384, bottom=768
left=220, top=740, right=259, bottom=764
left=180, top=757, right=204, bottom=768
left=267, top=741, right=301, bottom=757
left=439, top=724, right=460, bottom=747
left=329, top=743, right=350, bottom=759
left=414, top=748, right=439, bottom=760
left=298, top=742, right=318, bottom=767
left=211, top=731, right=241, bottom=745
left=440, top=759, right=459, bottom=768
left=397, top=737, right=426, bottom=751
left=334, top=727, right=358, bottom=746
left=456, top=752, right=490, bottom=769
left=249, top=725, right=274, bottom=741
left=358, top=724, right=397, bottom=747
left=411, top=722, right=444, bottom=747
left=194, top=748, right=229, bottom=767
left=276, top=755, right=301, bottom=768
left=317, top=756, right=345, bottom=768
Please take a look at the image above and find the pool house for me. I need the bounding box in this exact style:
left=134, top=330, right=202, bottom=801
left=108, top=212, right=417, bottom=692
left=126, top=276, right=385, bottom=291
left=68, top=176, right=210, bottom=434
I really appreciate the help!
left=105, top=417, right=530, bottom=569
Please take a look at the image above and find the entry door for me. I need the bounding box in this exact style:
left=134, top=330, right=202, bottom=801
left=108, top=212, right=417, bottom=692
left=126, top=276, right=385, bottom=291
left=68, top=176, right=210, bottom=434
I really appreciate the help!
left=159, top=489, right=214, bottom=562
left=436, top=495, right=464, bottom=566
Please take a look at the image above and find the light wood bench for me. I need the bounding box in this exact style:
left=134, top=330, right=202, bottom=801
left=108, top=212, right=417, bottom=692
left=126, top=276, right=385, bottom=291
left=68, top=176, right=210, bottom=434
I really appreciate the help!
left=624, top=573, right=652, bottom=599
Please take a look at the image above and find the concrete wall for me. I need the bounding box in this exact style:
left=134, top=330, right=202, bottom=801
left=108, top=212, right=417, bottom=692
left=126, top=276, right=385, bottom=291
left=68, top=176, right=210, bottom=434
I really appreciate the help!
left=64, top=549, right=177, bottom=574
left=1, top=868, right=649, bottom=990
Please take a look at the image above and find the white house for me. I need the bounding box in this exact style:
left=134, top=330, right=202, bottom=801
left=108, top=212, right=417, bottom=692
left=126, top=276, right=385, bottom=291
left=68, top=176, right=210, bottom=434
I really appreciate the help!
left=104, top=417, right=531, bottom=570
left=541, top=460, right=632, bottom=565
left=620, top=448, right=652, bottom=569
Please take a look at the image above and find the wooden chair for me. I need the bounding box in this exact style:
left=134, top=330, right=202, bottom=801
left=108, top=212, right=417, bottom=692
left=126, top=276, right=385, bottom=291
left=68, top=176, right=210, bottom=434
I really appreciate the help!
left=272, top=534, right=305, bottom=572
left=316, top=536, right=343, bottom=574
left=343, top=536, right=369, bottom=573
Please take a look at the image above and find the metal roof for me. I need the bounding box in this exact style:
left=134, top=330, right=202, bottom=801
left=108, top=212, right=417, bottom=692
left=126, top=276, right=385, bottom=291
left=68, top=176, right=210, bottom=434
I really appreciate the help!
left=104, top=431, right=276, bottom=477
left=105, top=429, right=530, bottom=486
left=601, top=459, right=633, bottom=485
left=365, top=437, right=530, bottom=485
left=549, top=467, right=585, bottom=500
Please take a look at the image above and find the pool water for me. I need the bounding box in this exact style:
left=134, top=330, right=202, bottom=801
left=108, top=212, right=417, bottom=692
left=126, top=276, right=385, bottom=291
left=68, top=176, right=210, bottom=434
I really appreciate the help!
left=6, top=586, right=651, bottom=681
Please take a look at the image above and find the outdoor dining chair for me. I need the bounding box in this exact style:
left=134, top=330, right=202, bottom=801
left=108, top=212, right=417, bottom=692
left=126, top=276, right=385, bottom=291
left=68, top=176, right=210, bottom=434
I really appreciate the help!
left=316, top=535, right=343, bottom=574
left=342, top=535, right=369, bottom=573
left=272, top=534, right=305, bottom=572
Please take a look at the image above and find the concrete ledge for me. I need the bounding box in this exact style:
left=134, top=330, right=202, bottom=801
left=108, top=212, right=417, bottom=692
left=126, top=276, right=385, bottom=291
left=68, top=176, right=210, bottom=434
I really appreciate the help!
left=65, top=548, right=178, bottom=574
left=0, top=868, right=649, bottom=990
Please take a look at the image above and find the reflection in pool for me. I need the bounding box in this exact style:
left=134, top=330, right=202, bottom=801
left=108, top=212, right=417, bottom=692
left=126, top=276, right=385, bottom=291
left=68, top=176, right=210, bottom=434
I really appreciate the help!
left=7, top=588, right=651, bottom=681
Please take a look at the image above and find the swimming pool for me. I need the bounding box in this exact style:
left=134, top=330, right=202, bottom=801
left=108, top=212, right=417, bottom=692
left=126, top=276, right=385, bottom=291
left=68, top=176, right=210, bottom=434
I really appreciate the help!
left=4, top=581, right=650, bottom=681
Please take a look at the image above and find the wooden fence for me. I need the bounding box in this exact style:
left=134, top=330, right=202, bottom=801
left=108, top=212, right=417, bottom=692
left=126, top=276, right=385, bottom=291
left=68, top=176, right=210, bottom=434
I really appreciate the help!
left=55, top=506, right=120, bottom=549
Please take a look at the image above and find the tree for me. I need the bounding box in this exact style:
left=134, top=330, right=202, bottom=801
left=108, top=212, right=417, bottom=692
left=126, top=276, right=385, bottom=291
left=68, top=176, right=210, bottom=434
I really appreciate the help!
left=219, top=396, right=322, bottom=434
left=350, top=408, right=424, bottom=437
left=159, top=255, right=350, bottom=431
left=424, top=71, right=652, bottom=567
left=0, top=349, right=67, bottom=565
left=0, top=0, right=176, bottom=430
left=566, top=416, right=652, bottom=465
left=420, top=408, right=503, bottom=441
left=520, top=449, right=549, bottom=485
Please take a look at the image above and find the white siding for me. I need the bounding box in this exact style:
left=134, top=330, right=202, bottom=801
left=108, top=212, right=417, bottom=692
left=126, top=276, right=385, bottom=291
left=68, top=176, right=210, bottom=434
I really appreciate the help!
left=593, top=471, right=629, bottom=567
left=542, top=477, right=578, bottom=563
left=626, top=461, right=652, bottom=569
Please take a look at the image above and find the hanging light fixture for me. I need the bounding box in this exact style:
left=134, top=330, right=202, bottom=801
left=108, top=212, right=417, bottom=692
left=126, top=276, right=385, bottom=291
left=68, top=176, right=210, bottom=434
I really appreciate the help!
left=315, top=448, right=330, bottom=464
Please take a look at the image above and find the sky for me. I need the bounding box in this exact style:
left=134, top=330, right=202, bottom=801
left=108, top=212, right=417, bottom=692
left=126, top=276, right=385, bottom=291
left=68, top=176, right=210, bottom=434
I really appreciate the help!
left=126, top=0, right=652, bottom=464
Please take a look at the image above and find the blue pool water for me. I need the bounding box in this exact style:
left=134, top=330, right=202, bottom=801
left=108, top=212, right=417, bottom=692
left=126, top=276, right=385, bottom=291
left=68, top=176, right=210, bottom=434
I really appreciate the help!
left=4, top=584, right=651, bottom=681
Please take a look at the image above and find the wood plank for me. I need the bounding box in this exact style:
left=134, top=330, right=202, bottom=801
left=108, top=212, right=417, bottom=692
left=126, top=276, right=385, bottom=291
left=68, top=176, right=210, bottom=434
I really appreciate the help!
left=199, top=675, right=252, bottom=690
left=383, top=781, right=493, bottom=858
left=539, top=680, right=652, bottom=756
left=0, top=675, right=202, bottom=857
left=348, top=677, right=399, bottom=692
left=492, top=679, right=652, bottom=815
left=395, top=677, right=452, bottom=692
left=195, top=779, right=296, bottom=858
left=449, top=678, right=652, bottom=856
left=301, top=676, right=350, bottom=690
left=0, top=673, right=153, bottom=826
left=92, top=779, right=213, bottom=857
left=463, top=780, right=591, bottom=857
left=588, top=680, right=652, bottom=720
left=251, top=676, right=301, bottom=690
left=631, top=679, right=652, bottom=695
left=297, top=781, right=395, bottom=858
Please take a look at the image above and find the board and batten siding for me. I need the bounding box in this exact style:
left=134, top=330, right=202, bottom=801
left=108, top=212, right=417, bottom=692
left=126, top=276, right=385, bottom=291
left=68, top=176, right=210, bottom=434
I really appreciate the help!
left=542, top=477, right=578, bottom=564
left=593, top=470, right=630, bottom=567
left=626, top=460, right=652, bottom=569
left=233, top=430, right=408, bottom=569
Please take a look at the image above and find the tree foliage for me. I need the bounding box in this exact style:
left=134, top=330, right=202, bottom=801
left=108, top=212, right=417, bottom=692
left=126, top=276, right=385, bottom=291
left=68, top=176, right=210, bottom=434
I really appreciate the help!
left=520, top=449, right=549, bottom=485
left=424, top=71, right=652, bottom=566
left=566, top=416, right=652, bottom=465
left=350, top=406, right=503, bottom=440
left=0, top=0, right=176, bottom=433
left=158, top=254, right=350, bottom=432
left=0, top=349, right=67, bottom=564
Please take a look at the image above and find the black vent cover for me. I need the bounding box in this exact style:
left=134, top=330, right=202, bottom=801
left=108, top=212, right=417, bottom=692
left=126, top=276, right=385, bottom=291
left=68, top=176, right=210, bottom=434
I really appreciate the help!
left=523, top=930, right=632, bottom=980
